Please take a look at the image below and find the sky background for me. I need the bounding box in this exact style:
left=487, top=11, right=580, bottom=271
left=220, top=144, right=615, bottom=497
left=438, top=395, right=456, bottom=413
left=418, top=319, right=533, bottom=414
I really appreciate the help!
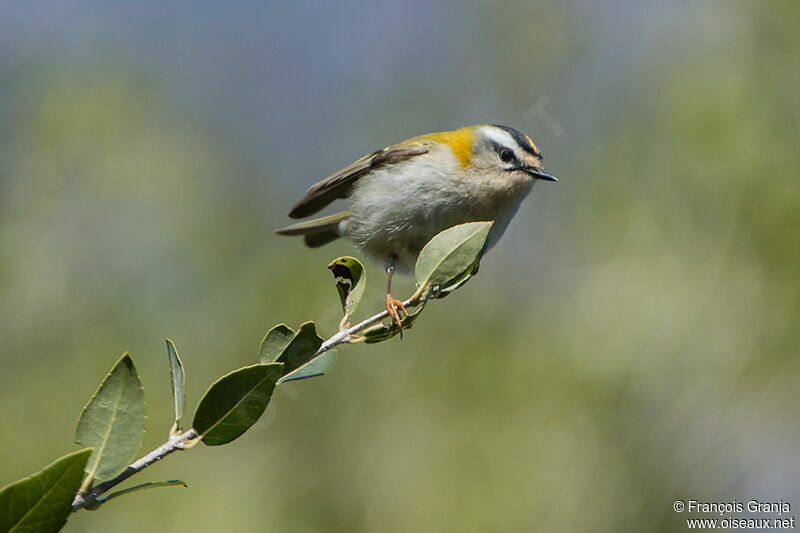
left=1, top=2, right=798, bottom=532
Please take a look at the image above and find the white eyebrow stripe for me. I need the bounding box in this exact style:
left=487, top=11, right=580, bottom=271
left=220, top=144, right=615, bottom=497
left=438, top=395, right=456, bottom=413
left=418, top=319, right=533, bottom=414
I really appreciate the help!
left=480, top=126, right=518, bottom=151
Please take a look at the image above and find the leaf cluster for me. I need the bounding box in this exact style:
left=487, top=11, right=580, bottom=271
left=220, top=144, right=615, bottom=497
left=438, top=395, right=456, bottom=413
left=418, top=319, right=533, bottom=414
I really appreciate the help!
left=0, top=221, right=492, bottom=532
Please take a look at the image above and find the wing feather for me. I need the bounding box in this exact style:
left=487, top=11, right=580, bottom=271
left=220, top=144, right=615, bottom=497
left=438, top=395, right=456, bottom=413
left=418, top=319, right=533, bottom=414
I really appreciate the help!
left=288, top=146, right=428, bottom=218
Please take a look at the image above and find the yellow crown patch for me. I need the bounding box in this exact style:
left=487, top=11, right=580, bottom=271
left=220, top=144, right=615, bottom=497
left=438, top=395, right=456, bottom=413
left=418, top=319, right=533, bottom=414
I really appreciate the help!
left=525, top=134, right=539, bottom=156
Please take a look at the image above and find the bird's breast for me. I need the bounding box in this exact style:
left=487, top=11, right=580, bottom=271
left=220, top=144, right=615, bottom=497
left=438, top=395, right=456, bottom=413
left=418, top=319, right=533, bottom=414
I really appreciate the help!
left=341, top=150, right=531, bottom=271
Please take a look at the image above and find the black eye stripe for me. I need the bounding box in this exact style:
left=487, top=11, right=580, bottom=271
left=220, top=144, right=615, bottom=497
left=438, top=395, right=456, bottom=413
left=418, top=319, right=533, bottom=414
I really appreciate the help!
left=490, top=141, right=518, bottom=164
left=491, top=124, right=542, bottom=159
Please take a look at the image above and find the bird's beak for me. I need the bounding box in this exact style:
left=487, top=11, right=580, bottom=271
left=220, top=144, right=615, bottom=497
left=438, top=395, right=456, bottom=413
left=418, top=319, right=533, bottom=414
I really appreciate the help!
left=518, top=165, right=558, bottom=182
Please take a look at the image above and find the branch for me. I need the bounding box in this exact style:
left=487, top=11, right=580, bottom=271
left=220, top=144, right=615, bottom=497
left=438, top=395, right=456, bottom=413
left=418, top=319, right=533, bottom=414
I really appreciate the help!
left=72, top=429, right=197, bottom=511
left=71, top=293, right=424, bottom=512
left=314, top=293, right=423, bottom=354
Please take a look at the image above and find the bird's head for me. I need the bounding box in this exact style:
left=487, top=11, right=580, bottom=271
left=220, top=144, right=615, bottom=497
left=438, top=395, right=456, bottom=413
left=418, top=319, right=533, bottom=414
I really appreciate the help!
left=470, top=124, right=556, bottom=183
left=423, top=124, right=557, bottom=191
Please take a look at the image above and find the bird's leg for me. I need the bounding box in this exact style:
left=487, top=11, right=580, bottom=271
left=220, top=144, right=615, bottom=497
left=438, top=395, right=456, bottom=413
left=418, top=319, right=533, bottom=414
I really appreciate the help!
left=385, top=255, right=408, bottom=330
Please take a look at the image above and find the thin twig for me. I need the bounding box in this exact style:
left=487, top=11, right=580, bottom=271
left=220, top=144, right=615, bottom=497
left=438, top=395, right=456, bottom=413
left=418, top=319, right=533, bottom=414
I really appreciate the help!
left=72, top=429, right=198, bottom=511
left=315, top=294, right=422, bottom=354
left=71, top=292, right=424, bottom=512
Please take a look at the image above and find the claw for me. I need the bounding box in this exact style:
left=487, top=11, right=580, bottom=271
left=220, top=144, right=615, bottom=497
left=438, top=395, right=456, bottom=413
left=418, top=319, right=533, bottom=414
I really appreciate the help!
left=385, top=294, right=407, bottom=330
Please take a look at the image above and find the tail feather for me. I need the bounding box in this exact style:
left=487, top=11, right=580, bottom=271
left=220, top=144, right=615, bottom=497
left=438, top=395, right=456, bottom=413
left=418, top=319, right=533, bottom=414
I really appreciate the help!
left=302, top=229, right=340, bottom=248
left=275, top=210, right=349, bottom=249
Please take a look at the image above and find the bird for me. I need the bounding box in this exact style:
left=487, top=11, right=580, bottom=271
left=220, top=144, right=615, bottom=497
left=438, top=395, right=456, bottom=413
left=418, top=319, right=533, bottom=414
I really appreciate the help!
left=276, top=124, right=557, bottom=328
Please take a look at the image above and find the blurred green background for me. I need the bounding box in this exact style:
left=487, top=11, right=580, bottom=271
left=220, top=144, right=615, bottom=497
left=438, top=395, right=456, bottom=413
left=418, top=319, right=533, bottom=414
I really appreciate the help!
left=1, top=2, right=798, bottom=531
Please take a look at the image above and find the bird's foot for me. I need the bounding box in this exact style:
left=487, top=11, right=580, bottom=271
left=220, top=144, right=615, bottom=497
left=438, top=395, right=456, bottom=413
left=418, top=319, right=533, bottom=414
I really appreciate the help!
left=385, top=294, right=408, bottom=330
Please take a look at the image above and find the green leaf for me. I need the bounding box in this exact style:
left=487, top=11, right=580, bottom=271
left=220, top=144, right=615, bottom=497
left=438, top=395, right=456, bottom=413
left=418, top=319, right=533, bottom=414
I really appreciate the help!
left=258, top=324, right=295, bottom=363
left=75, top=352, right=145, bottom=482
left=98, top=480, right=187, bottom=504
left=272, top=322, right=323, bottom=375
left=432, top=260, right=480, bottom=299
left=0, top=448, right=92, bottom=532
left=414, top=221, right=493, bottom=290
left=327, top=256, right=366, bottom=318
left=278, top=349, right=337, bottom=383
left=192, top=363, right=283, bottom=446
left=165, top=339, right=185, bottom=425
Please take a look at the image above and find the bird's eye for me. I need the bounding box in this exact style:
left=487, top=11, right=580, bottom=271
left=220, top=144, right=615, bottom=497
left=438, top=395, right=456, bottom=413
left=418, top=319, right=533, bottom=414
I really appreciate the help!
left=499, top=149, right=514, bottom=163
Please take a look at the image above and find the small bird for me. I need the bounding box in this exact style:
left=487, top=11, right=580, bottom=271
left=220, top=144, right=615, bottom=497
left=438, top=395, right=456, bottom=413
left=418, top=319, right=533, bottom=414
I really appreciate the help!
left=276, top=124, right=557, bottom=327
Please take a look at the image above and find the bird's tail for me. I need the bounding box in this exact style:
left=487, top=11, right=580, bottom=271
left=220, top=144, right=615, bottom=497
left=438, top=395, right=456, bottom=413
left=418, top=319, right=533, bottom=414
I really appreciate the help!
left=274, top=210, right=349, bottom=248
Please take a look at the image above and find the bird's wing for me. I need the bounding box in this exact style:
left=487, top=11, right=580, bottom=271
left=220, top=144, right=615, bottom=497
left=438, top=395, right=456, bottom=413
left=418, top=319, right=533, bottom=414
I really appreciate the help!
left=288, top=145, right=429, bottom=218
